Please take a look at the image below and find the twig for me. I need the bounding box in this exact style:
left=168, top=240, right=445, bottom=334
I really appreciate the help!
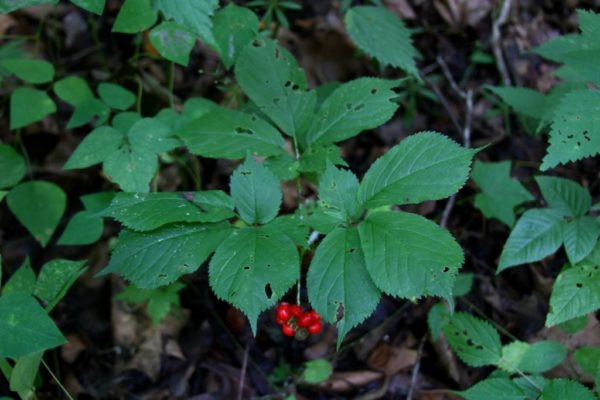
left=237, top=344, right=250, bottom=400
left=492, top=0, right=513, bottom=86
left=406, top=335, right=427, bottom=400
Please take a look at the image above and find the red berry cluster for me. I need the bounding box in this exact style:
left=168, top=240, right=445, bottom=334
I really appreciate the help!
left=276, top=303, right=322, bottom=338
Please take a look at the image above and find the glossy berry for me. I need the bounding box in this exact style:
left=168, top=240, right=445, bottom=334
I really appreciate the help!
left=276, top=307, right=291, bottom=323
left=297, top=312, right=313, bottom=328
left=308, top=322, right=322, bottom=334
left=308, top=310, right=320, bottom=323
left=290, top=304, right=303, bottom=318
left=282, top=323, right=295, bottom=337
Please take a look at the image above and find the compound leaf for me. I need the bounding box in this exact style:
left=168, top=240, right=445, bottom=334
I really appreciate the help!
left=318, top=163, right=362, bottom=223
left=536, top=176, right=591, bottom=217
left=563, top=216, right=600, bottom=265
left=153, top=0, right=218, bottom=44
left=540, top=379, right=595, bottom=400
left=443, top=312, right=502, bottom=367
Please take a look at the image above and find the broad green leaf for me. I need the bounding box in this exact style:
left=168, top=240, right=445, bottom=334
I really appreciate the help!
left=541, top=379, right=595, bottom=400
left=458, top=378, right=528, bottom=400
left=0, top=59, right=54, bottom=84
left=318, top=163, right=362, bottom=222
left=427, top=302, right=450, bottom=340
left=34, top=259, right=85, bottom=310
left=307, top=227, right=381, bottom=347
left=574, top=346, right=600, bottom=377
left=112, top=112, right=141, bottom=134
left=177, top=108, right=285, bottom=159
left=235, top=38, right=316, bottom=138
left=63, top=126, right=124, bottom=170
left=302, top=359, right=333, bottom=384
left=70, top=0, right=105, bottom=14
left=153, top=0, right=218, bottom=44
left=10, top=88, right=56, bottom=130
left=81, top=191, right=116, bottom=212
left=266, top=214, right=309, bottom=248
left=3, top=259, right=35, bottom=296
left=117, top=282, right=183, bottom=325
left=149, top=21, right=195, bottom=66
left=546, top=263, right=600, bottom=326
left=57, top=211, right=103, bottom=246
left=101, top=191, right=234, bottom=231
left=499, top=340, right=566, bottom=374
left=557, top=315, right=588, bottom=334
left=9, top=352, right=42, bottom=394
left=344, top=6, right=418, bottom=76
left=127, top=117, right=180, bottom=154
left=487, top=86, right=546, bottom=120
left=212, top=4, right=259, bottom=69
left=306, top=78, right=400, bottom=145
left=358, top=211, right=463, bottom=303
left=0, top=293, right=66, bottom=359
left=0, top=144, right=25, bottom=189
left=7, top=181, right=66, bottom=247
left=541, top=89, right=600, bottom=171
left=102, top=146, right=157, bottom=192
left=101, top=222, right=231, bottom=288
left=177, top=97, right=219, bottom=128
left=209, top=224, right=300, bottom=334
left=66, top=98, right=110, bottom=129
left=443, top=312, right=502, bottom=367
left=0, top=191, right=7, bottom=202
left=230, top=157, right=282, bottom=225
left=498, top=209, right=566, bottom=272
left=98, top=83, right=136, bottom=111
left=0, top=0, right=58, bottom=13
left=53, top=76, right=94, bottom=106
left=535, top=176, right=591, bottom=217
left=359, top=131, right=476, bottom=208
left=298, top=145, right=347, bottom=174
left=264, top=152, right=299, bottom=181
left=564, top=216, right=600, bottom=265
left=471, top=160, right=534, bottom=227
left=112, top=0, right=157, bottom=33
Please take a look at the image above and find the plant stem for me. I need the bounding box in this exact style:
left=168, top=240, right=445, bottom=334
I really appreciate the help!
left=41, top=359, right=74, bottom=400
left=0, top=357, right=12, bottom=381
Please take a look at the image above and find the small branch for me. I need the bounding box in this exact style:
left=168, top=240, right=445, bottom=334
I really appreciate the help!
left=406, top=335, right=427, bottom=400
left=492, top=0, right=513, bottom=86
left=237, top=345, right=250, bottom=400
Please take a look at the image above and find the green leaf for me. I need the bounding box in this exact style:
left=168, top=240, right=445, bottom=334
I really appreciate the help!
left=34, top=259, right=85, bottom=310
left=499, top=340, right=566, bottom=374
left=0, top=293, right=66, bottom=359
left=209, top=224, right=300, bottom=335
left=117, top=282, right=184, bottom=325
left=177, top=108, right=285, bottom=159
left=112, top=0, right=157, bottom=33
left=318, top=163, right=362, bottom=222
left=0, top=0, right=58, bottom=13
left=453, top=273, right=474, bottom=297
left=9, top=352, right=42, bottom=394
left=101, top=191, right=234, bottom=231
left=298, top=145, right=347, bottom=174
left=63, top=126, right=124, bottom=170
left=178, top=97, right=219, bottom=128
left=574, top=346, right=600, bottom=377
left=535, top=176, right=591, bottom=217
left=230, top=156, right=282, bottom=225
left=66, top=98, right=110, bottom=129
left=266, top=214, right=309, bottom=248
left=458, top=378, right=529, bottom=400
left=3, top=259, right=35, bottom=296
left=307, top=227, right=381, bottom=347
left=541, top=89, right=600, bottom=171
left=302, top=359, right=333, bottom=384
left=443, top=312, right=502, bottom=367
left=306, top=78, right=400, bottom=145
left=70, top=0, right=105, bottom=14
left=471, top=160, right=534, bottom=227
left=427, top=302, right=451, bottom=340
left=7, top=181, right=66, bottom=247
left=212, top=4, right=259, bottom=69
left=557, top=315, right=588, bottom=334
left=358, top=131, right=476, bottom=208
left=358, top=211, right=463, bottom=303
left=498, top=209, right=566, bottom=273
left=153, top=0, right=218, bottom=44
left=102, top=145, right=157, bottom=192
left=113, top=112, right=142, bottom=134
left=149, top=21, right=195, bottom=66
left=98, top=83, right=136, bottom=111
left=0, top=191, right=6, bottom=202
left=541, top=379, right=595, bottom=400
left=564, top=216, right=600, bottom=265
left=235, top=38, right=316, bottom=138
left=127, top=117, right=180, bottom=154
left=58, top=211, right=103, bottom=245
left=10, top=88, right=56, bottom=130
left=54, top=76, right=94, bottom=107
left=487, top=86, right=546, bottom=120
left=81, top=191, right=116, bottom=212
left=546, top=262, right=600, bottom=326
left=344, top=6, right=418, bottom=76
left=100, top=222, right=231, bottom=289
left=0, top=144, right=25, bottom=189
left=0, top=59, right=54, bottom=84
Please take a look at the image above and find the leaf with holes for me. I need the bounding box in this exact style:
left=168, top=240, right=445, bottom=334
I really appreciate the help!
left=358, top=131, right=476, bottom=208
left=535, top=176, right=591, bottom=217
left=358, top=211, right=463, bottom=304
left=443, top=312, right=502, bottom=367
left=209, top=224, right=300, bottom=335
left=177, top=107, right=285, bottom=159
left=212, top=3, right=259, bottom=69
left=149, top=21, right=196, bottom=66
left=100, top=222, right=232, bottom=289
left=0, top=144, right=25, bottom=189
left=153, top=0, right=218, bottom=45
left=307, top=227, right=381, bottom=348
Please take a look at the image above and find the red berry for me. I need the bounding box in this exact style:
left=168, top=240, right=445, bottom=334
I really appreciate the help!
left=277, top=302, right=290, bottom=312
left=308, top=322, right=322, bottom=334
left=282, top=323, right=295, bottom=337
left=297, top=312, right=313, bottom=328
left=309, top=310, right=321, bottom=323
left=275, top=315, right=286, bottom=325
left=290, top=304, right=303, bottom=317
left=276, top=307, right=291, bottom=323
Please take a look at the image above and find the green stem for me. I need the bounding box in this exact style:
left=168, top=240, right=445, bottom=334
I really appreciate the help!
left=15, top=130, right=33, bottom=180
left=41, top=359, right=74, bottom=400
left=0, top=357, right=12, bottom=381
left=168, top=62, right=175, bottom=109
left=136, top=76, right=143, bottom=114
